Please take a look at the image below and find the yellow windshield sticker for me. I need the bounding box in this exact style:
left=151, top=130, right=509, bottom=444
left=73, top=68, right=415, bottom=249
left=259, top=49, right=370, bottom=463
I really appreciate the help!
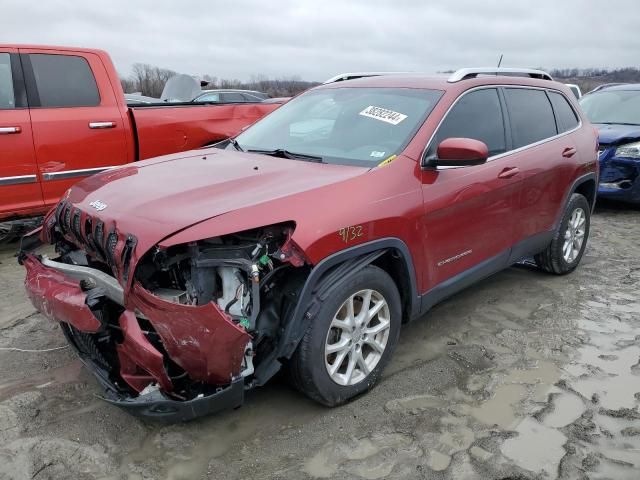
left=378, top=155, right=397, bottom=167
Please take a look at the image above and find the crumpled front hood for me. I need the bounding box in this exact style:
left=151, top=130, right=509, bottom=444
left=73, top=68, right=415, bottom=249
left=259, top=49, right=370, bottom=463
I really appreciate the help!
left=595, top=124, right=640, bottom=146
left=66, top=150, right=366, bottom=250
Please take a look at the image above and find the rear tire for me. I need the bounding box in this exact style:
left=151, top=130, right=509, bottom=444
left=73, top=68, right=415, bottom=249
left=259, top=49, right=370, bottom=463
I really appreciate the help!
left=288, top=265, right=401, bottom=406
left=535, top=193, right=590, bottom=275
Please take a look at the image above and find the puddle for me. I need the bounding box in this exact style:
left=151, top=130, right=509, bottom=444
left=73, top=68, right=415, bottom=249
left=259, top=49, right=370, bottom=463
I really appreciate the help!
left=501, top=417, right=567, bottom=477
left=471, top=384, right=527, bottom=429
left=426, top=450, right=451, bottom=471
left=570, top=342, right=640, bottom=410
left=303, top=433, right=415, bottom=479
left=504, top=360, right=561, bottom=385
left=541, top=392, right=586, bottom=428
left=0, top=361, right=82, bottom=402
left=124, top=384, right=323, bottom=479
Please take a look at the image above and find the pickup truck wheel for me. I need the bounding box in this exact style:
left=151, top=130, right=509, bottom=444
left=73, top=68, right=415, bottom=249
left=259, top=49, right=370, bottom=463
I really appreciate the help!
left=289, top=265, right=401, bottom=406
left=535, top=193, right=590, bottom=275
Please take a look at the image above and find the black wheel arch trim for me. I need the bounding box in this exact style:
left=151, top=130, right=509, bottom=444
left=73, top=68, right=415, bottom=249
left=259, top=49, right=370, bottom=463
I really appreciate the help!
left=553, top=172, right=597, bottom=231
left=253, top=237, right=419, bottom=386
left=570, top=172, right=598, bottom=210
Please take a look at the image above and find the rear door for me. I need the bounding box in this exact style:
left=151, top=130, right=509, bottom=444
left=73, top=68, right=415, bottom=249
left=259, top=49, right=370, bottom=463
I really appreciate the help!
left=20, top=49, right=129, bottom=207
left=0, top=49, right=43, bottom=218
left=502, top=87, right=576, bottom=244
left=421, top=87, right=522, bottom=289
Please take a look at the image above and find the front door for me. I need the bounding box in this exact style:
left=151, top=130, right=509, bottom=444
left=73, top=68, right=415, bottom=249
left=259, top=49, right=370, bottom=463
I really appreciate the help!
left=0, top=49, right=43, bottom=219
left=420, top=87, right=522, bottom=291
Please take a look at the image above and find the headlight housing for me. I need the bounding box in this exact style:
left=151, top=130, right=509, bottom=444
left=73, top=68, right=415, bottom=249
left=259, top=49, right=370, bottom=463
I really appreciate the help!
left=614, top=141, right=640, bottom=159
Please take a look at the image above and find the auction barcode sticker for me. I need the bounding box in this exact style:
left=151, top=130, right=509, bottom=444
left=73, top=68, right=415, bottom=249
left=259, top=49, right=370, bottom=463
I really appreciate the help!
left=359, top=106, right=407, bottom=125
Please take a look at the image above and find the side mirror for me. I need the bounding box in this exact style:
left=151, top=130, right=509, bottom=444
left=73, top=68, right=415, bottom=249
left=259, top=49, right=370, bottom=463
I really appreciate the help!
left=431, top=137, right=489, bottom=167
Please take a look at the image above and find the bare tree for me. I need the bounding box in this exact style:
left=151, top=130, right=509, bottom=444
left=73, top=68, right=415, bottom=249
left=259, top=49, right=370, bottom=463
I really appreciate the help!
left=120, top=61, right=318, bottom=98
left=130, top=63, right=178, bottom=97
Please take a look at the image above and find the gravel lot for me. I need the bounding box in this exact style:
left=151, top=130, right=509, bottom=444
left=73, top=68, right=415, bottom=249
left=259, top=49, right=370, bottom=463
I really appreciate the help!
left=0, top=200, right=638, bottom=480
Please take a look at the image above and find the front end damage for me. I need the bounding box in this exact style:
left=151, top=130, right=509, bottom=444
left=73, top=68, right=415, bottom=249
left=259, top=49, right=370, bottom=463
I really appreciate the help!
left=21, top=204, right=308, bottom=421
left=598, top=147, right=640, bottom=203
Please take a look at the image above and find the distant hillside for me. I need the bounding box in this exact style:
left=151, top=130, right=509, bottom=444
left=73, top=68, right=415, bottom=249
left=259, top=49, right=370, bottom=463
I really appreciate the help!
left=550, top=68, right=640, bottom=94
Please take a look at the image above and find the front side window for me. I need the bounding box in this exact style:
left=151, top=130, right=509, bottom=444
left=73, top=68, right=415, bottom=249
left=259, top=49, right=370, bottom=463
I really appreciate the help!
left=29, top=54, right=100, bottom=108
left=233, top=87, right=443, bottom=167
left=579, top=90, right=640, bottom=126
left=196, top=93, right=220, bottom=103
left=434, top=88, right=506, bottom=157
left=504, top=88, right=557, bottom=148
left=0, top=53, right=15, bottom=109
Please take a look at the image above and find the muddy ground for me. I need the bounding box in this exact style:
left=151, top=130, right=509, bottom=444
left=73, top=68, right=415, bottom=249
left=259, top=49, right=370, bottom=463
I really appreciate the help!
left=0, top=201, right=638, bottom=480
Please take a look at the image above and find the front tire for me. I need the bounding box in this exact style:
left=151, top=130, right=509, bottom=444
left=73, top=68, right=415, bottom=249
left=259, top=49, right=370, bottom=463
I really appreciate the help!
left=289, top=265, right=401, bottom=406
left=535, top=193, right=590, bottom=275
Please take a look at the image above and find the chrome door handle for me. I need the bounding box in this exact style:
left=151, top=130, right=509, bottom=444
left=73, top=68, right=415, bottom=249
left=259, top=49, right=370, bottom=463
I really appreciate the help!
left=0, top=126, right=21, bottom=134
left=89, top=122, right=116, bottom=129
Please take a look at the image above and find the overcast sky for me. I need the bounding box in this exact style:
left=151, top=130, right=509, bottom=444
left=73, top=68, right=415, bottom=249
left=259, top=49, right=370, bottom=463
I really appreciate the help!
left=1, top=0, right=638, bottom=82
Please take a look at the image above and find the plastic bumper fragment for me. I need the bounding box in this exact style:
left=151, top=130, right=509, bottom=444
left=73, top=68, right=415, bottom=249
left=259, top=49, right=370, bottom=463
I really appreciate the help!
left=116, top=310, right=173, bottom=392
left=64, top=328, right=245, bottom=422
left=100, top=377, right=245, bottom=422
left=23, top=254, right=102, bottom=332
left=129, top=283, right=251, bottom=385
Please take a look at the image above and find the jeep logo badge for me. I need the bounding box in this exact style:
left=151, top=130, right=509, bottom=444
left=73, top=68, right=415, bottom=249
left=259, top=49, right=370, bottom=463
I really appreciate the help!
left=89, top=200, right=107, bottom=211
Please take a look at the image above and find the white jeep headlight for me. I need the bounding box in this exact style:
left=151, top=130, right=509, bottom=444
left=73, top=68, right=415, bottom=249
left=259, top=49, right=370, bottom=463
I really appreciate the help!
left=614, top=141, right=640, bottom=159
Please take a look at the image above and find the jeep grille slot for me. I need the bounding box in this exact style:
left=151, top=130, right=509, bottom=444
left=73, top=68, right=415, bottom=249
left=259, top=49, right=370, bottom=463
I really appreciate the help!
left=71, top=209, right=82, bottom=241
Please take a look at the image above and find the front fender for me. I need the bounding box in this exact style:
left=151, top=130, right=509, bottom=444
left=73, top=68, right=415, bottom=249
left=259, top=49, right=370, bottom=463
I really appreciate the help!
left=253, top=237, right=420, bottom=385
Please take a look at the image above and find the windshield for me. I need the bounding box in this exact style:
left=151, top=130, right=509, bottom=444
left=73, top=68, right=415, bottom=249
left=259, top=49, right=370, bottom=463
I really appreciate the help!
left=579, top=90, right=640, bottom=125
left=230, top=87, right=443, bottom=167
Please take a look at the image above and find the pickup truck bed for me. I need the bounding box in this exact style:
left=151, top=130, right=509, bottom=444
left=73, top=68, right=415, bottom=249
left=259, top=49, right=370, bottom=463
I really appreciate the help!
left=129, top=103, right=278, bottom=160
left=0, top=44, right=282, bottom=220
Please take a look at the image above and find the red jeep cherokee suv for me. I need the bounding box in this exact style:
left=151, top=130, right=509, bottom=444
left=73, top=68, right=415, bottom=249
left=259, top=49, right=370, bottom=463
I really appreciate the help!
left=20, top=68, right=598, bottom=421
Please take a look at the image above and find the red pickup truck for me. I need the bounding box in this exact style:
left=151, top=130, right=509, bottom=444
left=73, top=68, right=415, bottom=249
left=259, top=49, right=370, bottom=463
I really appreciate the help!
left=0, top=45, right=281, bottom=221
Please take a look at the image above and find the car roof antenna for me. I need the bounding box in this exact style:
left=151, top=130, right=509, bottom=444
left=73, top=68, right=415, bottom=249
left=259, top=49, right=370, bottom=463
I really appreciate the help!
left=497, top=54, right=503, bottom=69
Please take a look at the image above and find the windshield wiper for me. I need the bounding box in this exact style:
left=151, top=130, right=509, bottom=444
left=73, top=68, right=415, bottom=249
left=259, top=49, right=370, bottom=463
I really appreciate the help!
left=228, top=138, right=244, bottom=152
left=247, top=148, right=324, bottom=162
left=596, top=122, right=640, bottom=126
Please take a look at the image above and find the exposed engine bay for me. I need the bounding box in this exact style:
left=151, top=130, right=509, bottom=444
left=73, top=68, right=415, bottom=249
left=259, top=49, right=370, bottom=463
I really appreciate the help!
left=22, top=218, right=309, bottom=418
left=133, top=222, right=308, bottom=383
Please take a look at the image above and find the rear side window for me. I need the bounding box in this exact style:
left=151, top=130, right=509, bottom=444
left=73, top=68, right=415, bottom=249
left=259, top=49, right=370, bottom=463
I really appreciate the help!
left=548, top=91, right=579, bottom=133
left=0, top=53, right=15, bottom=109
left=29, top=54, right=100, bottom=108
left=504, top=88, right=557, bottom=148
left=242, top=93, right=262, bottom=102
left=435, top=88, right=506, bottom=156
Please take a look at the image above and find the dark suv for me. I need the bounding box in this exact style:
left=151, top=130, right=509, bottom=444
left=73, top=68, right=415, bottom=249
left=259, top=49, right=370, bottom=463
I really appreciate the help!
left=21, top=67, right=598, bottom=421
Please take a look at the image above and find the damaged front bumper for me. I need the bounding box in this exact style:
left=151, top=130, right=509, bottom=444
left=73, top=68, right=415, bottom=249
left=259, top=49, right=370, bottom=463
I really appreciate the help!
left=598, top=153, right=640, bottom=203
left=21, top=233, right=251, bottom=421
left=64, top=324, right=244, bottom=422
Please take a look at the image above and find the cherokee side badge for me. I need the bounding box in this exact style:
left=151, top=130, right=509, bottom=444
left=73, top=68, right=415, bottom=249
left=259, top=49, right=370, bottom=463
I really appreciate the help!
left=89, top=200, right=108, bottom=211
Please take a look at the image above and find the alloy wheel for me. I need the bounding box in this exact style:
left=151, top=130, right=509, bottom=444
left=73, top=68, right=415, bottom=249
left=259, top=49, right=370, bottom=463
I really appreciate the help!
left=563, top=207, right=586, bottom=263
left=324, top=289, right=391, bottom=386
